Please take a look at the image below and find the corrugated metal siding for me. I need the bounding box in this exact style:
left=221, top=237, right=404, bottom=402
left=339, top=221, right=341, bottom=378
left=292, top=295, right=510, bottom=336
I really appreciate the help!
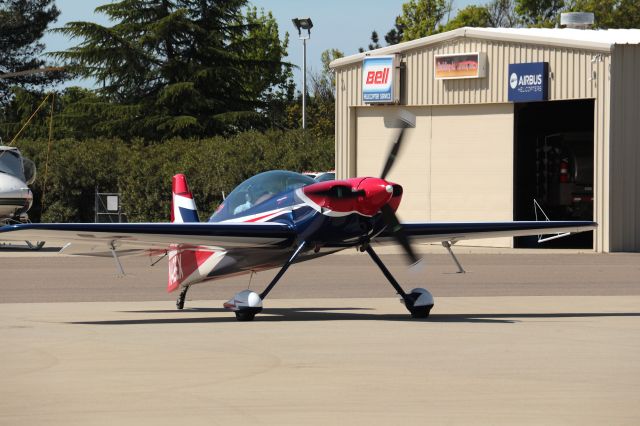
left=596, top=52, right=611, bottom=252
left=334, top=36, right=613, bottom=251
left=398, top=39, right=601, bottom=105
left=335, top=63, right=363, bottom=178
left=609, top=45, right=640, bottom=251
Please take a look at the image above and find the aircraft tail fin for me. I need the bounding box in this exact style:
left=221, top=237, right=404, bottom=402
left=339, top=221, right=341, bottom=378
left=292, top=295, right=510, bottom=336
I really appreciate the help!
left=171, top=174, right=199, bottom=223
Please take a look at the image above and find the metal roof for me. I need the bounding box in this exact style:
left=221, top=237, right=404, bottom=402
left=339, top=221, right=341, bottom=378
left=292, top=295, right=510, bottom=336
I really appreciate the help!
left=331, top=27, right=640, bottom=69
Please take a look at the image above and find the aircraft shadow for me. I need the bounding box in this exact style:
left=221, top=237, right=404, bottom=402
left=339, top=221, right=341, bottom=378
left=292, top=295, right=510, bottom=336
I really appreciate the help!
left=69, top=308, right=640, bottom=326
left=0, top=246, right=61, bottom=252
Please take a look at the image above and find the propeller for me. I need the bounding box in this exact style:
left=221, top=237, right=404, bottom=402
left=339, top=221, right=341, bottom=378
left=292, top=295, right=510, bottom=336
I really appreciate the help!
left=380, top=128, right=405, bottom=181
left=378, top=127, right=421, bottom=265
left=380, top=204, right=419, bottom=265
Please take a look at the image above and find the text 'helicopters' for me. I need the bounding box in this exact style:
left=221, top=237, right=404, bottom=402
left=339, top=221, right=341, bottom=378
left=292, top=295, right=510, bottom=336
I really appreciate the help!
left=0, top=114, right=595, bottom=320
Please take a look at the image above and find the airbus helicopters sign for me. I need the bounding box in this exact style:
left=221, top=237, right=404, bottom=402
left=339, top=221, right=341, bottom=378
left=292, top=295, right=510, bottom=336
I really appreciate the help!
left=362, top=55, right=399, bottom=104
left=508, top=62, right=549, bottom=102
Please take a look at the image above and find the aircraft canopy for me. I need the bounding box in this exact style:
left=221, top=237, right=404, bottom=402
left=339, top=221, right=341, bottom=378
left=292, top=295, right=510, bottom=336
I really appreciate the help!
left=210, top=170, right=314, bottom=221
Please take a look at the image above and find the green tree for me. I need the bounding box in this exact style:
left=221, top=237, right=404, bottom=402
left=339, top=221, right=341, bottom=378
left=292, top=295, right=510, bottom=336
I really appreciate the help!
left=0, top=86, right=123, bottom=142
left=385, top=17, right=405, bottom=46
left=286, top=49, right=343, bottom=138
left=359, top=31, right=382, bottom=53
left=487, top=0, right=518, bottom=27
left=319, top=49, right=344, bottom=92
left=569, top=0, right=640, bottom=28
left=0, top=88, right=53, bottom=141
left=442, top=5, right=492, bottom=31
left=0, top=0, right=64, bottom=108
left=308, top=49, right=344, bottom=138
left=397, top=0, right=450, bottom=41
left=51, top=0, right=291, bottom=140
left=362, top=0, right=451, bottom=49
left=242, top=7, right=296, bottom=131
left=515, top=0, right=566, bottom=27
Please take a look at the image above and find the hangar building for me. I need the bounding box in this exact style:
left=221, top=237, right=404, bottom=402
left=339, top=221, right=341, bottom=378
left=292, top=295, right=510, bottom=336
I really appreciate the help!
left=330, top=27, right=640, bottom=252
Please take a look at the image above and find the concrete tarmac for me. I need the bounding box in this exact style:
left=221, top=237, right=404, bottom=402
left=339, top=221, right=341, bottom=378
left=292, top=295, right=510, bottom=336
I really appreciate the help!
left=1, top=249, right=640, bottom=424
left=1, top=249, right=640, bottom=303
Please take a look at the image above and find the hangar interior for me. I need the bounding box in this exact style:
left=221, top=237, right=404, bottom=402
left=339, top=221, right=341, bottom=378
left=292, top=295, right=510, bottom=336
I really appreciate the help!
left=332, top=27, right=640, bottom=252
left=514, top=99, right=594, bottom=248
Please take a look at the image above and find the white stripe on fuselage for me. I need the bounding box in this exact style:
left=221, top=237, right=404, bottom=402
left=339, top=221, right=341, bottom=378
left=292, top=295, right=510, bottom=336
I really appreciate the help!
left=294, top=188, right=374, bottom=218
left=218, top=188, right=373, bottom=225
left=220, top=204, right=308, bottom=223
left=173, top=249, right=227, bottom=287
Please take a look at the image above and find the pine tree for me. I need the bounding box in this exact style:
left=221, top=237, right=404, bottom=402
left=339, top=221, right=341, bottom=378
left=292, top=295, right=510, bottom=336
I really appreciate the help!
left=0, top=0, right=64, bottom=108
left=385, top=17, right=405, bottom=46
left=397, top=0, right=449, bottom=41
left=51, top=0, right=292, bottom=139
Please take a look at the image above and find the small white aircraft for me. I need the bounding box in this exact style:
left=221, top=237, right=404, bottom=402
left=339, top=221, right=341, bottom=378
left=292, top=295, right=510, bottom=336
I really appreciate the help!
left=0, top=145, right=45, bottom=249
left=0, top=145, right=35, bottom=224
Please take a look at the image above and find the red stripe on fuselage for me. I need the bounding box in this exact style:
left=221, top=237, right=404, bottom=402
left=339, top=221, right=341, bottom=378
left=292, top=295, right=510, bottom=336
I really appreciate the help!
left=246, top=212, right=278, bottom=223
left=167, top=248, right=215, bottom=292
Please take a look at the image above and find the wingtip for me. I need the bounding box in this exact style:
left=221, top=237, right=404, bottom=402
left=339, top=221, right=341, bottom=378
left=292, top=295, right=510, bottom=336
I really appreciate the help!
left=409, top=257, right=425, bottom=271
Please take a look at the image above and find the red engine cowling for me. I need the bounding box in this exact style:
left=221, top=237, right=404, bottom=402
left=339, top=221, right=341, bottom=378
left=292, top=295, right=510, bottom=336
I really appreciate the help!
left=302, top=177, right=402, bottom=216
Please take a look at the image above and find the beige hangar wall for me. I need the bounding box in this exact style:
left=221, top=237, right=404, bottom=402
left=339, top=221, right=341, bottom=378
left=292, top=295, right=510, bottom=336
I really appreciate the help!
left=609, top=44, right=640, bottom=252
left=356, top=104, right=513, bottom=247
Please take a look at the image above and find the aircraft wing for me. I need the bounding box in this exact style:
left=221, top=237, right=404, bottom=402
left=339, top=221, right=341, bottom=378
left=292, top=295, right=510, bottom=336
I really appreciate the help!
left=374, top=221, right=597, bottom=245
left=0, top=222, right=296, bottom=255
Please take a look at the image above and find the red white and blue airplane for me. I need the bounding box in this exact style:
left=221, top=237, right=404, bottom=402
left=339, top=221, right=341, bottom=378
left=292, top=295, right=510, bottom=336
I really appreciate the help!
left=0, top=127, right=596, bottom=321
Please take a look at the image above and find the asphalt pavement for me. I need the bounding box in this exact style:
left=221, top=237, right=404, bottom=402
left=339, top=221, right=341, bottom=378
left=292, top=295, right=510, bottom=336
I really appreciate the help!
left=1, top=248, right=638, bottom=303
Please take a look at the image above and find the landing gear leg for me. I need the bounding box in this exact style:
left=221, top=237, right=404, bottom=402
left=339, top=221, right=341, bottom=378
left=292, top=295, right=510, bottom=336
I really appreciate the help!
left=225, top=241, right=307, bottom=321
left=364, top=244, right=434, bottom=318
left=176, top=286, right=189, bottom=310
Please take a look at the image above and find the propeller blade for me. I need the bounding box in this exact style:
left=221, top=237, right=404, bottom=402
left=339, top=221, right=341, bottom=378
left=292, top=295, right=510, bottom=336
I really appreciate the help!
left=380, top=128, right=405, bottom=180
left=380, top=204, right=420, bottom=265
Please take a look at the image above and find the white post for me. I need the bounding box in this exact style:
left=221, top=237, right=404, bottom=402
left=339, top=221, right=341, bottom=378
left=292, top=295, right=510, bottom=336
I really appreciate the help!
left=302, top=38, right=307, bottom=129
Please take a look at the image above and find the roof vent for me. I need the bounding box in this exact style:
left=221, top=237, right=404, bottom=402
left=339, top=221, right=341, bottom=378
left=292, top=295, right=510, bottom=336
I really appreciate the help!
left=560, top=12, right=594, bottom=29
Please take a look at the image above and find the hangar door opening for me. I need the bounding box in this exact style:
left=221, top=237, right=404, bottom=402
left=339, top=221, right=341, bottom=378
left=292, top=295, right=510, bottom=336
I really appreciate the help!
left=514, top=99, right=594, bottom=248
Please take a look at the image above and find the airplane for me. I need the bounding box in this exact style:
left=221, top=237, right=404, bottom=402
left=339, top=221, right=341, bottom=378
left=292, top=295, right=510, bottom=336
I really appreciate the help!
left=0, top=118, right=596, bottom=321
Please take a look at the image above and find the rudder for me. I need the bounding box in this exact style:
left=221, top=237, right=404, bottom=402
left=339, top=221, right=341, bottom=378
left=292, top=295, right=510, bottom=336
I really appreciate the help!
left=171, top=174, right=199, bottom=223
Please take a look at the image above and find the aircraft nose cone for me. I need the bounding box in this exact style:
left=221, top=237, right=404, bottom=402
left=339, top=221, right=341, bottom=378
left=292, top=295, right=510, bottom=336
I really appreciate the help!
left=356, top=178, right=394, bottom=216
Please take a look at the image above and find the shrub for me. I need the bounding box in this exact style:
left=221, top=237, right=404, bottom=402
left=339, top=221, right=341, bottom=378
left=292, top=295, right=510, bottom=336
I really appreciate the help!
left=17, top=129, right=334, bottom=223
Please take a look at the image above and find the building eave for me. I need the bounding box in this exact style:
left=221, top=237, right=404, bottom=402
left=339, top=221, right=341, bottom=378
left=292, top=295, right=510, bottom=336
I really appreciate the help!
left=330, top=27, right=616, bottom=70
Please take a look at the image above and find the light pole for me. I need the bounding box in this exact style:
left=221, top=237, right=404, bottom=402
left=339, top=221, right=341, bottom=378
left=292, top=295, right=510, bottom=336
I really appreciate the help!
left=292, top=17, right=313, bottom=129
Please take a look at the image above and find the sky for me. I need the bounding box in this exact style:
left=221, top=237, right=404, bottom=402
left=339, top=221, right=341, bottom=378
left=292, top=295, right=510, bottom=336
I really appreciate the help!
left=44, top=0, right=477, bottom=90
